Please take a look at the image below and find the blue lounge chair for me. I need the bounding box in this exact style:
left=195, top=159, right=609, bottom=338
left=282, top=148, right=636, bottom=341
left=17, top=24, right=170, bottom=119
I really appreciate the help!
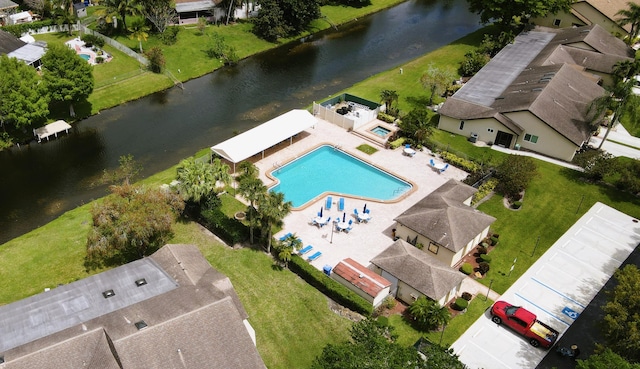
left=325, top=196, right=332, bottom=210
left=344, top=220, right=354, bottom=233
left=279, top=232, right=292, bottom=241
left=440, top=163, right=449, bottom=173
left=354, top=208, right=360, bottom=222
left=338, top=197, right=345, bottom=211
left=299, top=245, right=313, bottom=255
left=430, top=158, right=436, bottom=167
left=308, top=251, right=322, bottom=261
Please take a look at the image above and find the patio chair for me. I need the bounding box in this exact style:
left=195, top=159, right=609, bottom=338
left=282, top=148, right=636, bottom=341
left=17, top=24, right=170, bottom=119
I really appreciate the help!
left=338, top=197, right=345, bottom=211
left=439, top=163, right=449, bottom=173
left=325, top=196, right=332, bottom=210
left=403, top=144, right=416, bottom=157
left=308, top=251, right=322, bottom=261
left=299, top=245, right=313, bottom=255
left=320, top=217, right=331, bottom=228
left=429, top=158, right=436, bottom=167
left=354, top=208, right=361, bottom=222
left=344, top=220, right=354, bottom=233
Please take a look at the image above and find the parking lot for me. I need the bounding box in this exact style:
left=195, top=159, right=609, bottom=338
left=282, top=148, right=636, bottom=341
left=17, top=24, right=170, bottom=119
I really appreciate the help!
left=451, top=203, right=640, bottom=369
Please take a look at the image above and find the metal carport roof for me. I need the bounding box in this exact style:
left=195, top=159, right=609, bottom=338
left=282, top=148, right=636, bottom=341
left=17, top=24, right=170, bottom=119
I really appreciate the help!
left=211, top=109, right=317, bottom=169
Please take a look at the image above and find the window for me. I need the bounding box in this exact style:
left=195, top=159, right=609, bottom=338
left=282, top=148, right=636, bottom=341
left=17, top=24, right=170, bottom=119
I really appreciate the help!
left=553, top=19, right=561, bottom=27
left=102, top=289, right=115, bottom=298
left=428, top=242, right=439, bottom=254
left=524, top=134, right=538, bottom=143
left=135, top=320, right=148, bottom=330
left=459, top=120, right=465, bottom=130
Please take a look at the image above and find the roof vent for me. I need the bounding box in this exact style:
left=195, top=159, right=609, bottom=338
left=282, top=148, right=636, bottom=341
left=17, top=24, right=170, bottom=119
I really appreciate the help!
left=102, top=289, right=115, bottom=299
left=135, top=278, right=147, bottom=287
left=359, top=274, right=364, bottom=278
left=134, top=320, right=148, bottom=330
left=532, top=88, right=543, bottom=92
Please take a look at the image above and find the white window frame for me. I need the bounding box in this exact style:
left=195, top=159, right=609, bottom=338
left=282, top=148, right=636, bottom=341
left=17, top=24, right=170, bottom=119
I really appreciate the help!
left=524, top=133, right=539, bottom=143
left=553, top=19, right=561, bottom=27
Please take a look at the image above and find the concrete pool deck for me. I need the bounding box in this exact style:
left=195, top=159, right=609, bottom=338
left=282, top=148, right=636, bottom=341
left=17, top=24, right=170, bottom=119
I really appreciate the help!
left=250, top=118, right=468, bottom=270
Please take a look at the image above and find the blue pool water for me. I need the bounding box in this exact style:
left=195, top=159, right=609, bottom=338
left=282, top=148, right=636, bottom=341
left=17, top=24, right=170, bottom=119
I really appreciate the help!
left=371, top=126, right=391, bottom=137
left=79, top=54, right=90, bottom=61
left=270, top=145, right=412, bottom=207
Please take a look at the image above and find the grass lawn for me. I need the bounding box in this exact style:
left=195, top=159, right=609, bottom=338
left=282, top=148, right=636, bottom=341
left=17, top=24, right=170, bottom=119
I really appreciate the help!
left=388, top=297, right=494, bottom=348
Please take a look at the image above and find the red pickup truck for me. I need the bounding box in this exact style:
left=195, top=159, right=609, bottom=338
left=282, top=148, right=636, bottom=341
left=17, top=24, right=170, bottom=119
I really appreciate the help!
left=490, top=301, right=559, bottom=349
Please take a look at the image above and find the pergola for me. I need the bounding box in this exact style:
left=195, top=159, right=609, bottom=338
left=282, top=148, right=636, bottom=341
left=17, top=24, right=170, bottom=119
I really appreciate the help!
left=211, top=109, right=317, bottom=171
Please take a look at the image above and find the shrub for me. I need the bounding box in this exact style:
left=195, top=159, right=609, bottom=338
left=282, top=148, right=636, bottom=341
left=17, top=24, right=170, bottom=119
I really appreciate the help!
left=377, top=112, right=396, bottom=123
left=452, top=298, right=469, bottom=311
left=492, top=233, right=500, bottom=238
left=459, top=49, right=490, bottom=77
left=511, top=201, right=522, bottom=209
left=382, top=296, right=396, bottom=310
left=200, top=207, right=249, bottom=245
left=481, top=242, right=489, bottom=248
left=477, top=246, right=487, bottom=255
left=95, top=56, right=104, bottom=64
left=377, top=316, right=389, bottom=326
left=159, top=27, right=180, bottom=45
left=490, top=237, right=499, bottom=246
left=289, top=255, right=372, bottom=316
left=81, top=34, right=105, bottom=48
left=388, top=137, right=406, bottom=149
left=495, top=155, right=538, bottom=200
left=480, top=254, right=491, bottom=262
left=478, top=262, right=490, bottom=275
left=471, top=178, right=498, bottom=205
left=439, top=151, right=480, bottom=173
left=415, top=242, right=424, bottom=250
left=573, top=149, right=616, bottom=181
left=459, top=263, right=473, bottom=275
left=145, top=47, right=165, bottom=73
left=461, top=292, right=472, bottom=301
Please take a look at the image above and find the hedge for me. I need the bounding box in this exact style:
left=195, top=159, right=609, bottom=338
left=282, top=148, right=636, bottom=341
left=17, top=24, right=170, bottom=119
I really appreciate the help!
left=200, top=207, right=249, bottom=245
left=471, top=178, right=498, bottom=206
left=289, top=255, right=373, bottom=316
left=389, top=137, right=406, bottom=149
left=439, top=151, right=480, bottom=173
left=377, top=112, right=396, bottom=123
left=1, top=19, right=57, bottom=37
left=459, top=263, right=473, bottom=275
left=452, top=298, right=468, bottom=311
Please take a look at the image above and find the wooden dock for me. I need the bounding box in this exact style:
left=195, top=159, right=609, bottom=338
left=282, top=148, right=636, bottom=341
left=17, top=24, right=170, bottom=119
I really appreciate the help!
left=33, top=120, right=71, bottom=143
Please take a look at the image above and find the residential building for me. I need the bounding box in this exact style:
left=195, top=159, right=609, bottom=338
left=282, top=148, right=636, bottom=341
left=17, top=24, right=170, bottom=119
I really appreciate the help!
left=0, top=244, right=266, bottom=369
left=331, top=258, right=392, bottom=307
left=0, top=0, right=18, bottom=26
left=0, top=29, right=46, bottom=68
left=533, top=0, right=631, bottom=37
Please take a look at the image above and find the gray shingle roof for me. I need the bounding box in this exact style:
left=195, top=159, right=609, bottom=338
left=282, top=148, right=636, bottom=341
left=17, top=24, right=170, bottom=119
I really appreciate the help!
left=0, top=29, right=26, bottom=55
left=370, top=239, right=466, bottom=301
left=0, top=0, right=18, bottom=10
left=394, top=180, right=495, bottom=253
left=0, top=244, right=266, bottom=369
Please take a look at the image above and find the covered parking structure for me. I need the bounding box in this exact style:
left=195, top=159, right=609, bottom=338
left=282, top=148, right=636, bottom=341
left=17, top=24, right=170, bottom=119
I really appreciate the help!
left=211, top=109, right=317, bottom=172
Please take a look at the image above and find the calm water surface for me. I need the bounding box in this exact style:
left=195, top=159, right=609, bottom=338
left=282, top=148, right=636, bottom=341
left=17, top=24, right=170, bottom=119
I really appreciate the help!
left=0, top=0, right=481, bottom=244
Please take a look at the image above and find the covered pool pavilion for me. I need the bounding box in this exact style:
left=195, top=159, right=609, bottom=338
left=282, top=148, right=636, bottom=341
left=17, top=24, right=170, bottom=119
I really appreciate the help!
left=210, top=109, right=317, bottom=172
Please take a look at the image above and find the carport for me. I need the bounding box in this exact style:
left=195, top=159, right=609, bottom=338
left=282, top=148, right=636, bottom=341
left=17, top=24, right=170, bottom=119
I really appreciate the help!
left=451, top=202, right=640, bottom=369
left=211, top=109, right=317, bottom=172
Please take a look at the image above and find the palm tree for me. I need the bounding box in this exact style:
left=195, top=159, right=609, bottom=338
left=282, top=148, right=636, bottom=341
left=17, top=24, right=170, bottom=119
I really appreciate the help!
left=275, top=233, right=302, bottom=268
left=237, top=176, right=267, bottom=244
left=128, top=18, right=149, bottom=53
left=176, top=157, right=216, bottom=204
left=408, top=296, right=451, bottom=331
left=236, top=160, right=258, bottom=184
left=588, top=60, right=640, bottom=149
left=616, top=2, right=640, bottom=45
left=211, top=157, right=232, bottom=191
left=52, top=0, right=76, bottom=35
left=379, top=89, right=399, bottom=116
left=97, top=0, right=142, bottom=31
left=258, top=191, right=292, bottom=254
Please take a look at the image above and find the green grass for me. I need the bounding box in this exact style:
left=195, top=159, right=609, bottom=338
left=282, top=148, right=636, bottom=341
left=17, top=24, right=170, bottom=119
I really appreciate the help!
left=357, top=143, right=378, bottom=155
left=388, top=297, right=494, bottom=348
left=620, top=95, right=640, bottom=137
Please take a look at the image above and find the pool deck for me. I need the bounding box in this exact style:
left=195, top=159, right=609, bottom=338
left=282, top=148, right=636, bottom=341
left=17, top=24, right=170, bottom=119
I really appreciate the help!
left=251, top=118, right=467, bottom=271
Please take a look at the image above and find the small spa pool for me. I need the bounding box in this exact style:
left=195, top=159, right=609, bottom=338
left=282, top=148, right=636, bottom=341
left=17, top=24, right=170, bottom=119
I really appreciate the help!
left=270, top=145, right=412, bottom=208
left=370, top=126, right=391, bottom=137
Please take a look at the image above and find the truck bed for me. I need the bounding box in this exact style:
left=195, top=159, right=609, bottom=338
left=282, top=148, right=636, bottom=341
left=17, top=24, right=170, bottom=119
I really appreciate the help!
left=530, top=320, right=558, bottom=344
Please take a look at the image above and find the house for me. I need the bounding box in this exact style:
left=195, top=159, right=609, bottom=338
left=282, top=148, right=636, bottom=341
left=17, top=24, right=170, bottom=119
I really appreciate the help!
left=438, top=25, right=633, bottom=162
left=0, top=0, right=18, bottom=26
left=0, top=244, right=267, bottom=369
left=8, top=10, right=32, bottom=25
left=393, top=179, right=495, bottom=268
left=533, top=0, right=631, bottom=37
left=331, top=258, right=392, bottom=307
left=0, top=29, right=46, bottom=68
left=174, top=0, right=256, bottom=24
left=370, top=239, right=466, bottom=306
left=73, top=3, right=87, bottom=18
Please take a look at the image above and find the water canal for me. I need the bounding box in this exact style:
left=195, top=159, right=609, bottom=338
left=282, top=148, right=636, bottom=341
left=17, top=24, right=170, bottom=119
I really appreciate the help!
left=0, top=0, right=481, bottom=244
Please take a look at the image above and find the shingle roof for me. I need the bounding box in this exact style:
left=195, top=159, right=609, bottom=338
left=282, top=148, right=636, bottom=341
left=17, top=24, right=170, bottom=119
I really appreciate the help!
left=0, top=244, right=266, bottom=369
left=0, top=29, right=26, bottom=55
left=370, top=239, right=466, bottom=301
left=394, top=180, right=495, bottom=253
left=0, top=0, right=18, bottom=11
left=332, top=258, right=391, bottom=298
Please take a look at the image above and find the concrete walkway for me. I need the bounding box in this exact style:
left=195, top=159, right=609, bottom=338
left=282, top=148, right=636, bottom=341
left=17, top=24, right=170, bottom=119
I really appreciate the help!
left=488, top=145, right=583, bottom=170
left=460, top=277, right=501, bottom=302
left=589, top=123, right=640, bottom=159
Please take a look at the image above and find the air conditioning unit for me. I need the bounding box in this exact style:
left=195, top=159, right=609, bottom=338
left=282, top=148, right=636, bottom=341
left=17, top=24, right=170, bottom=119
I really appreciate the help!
left=410, top=293, right=418, bottom=301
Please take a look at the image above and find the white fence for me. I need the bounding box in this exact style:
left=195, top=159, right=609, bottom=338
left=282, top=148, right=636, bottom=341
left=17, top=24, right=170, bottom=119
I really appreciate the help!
left=78, top=24, right=148, bottom=66
left=313, top=102, right=382, bottom=130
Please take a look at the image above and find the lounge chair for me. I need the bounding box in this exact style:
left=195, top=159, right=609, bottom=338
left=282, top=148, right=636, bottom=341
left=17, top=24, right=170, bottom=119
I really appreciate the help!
left=279, top=232, right=292, bottom=241
left=354, top=208, right=360, bottom=222
left=338, top=197, right=345, bottom=211
left=430, top=158, right=436, bottom=167
left=439, top=163, right=449, bottom=173
left=308, top=251, right=322, bottom=261
left=299, top=245, right=313, bottom=255
left=325, top=196, right=332, bottom=210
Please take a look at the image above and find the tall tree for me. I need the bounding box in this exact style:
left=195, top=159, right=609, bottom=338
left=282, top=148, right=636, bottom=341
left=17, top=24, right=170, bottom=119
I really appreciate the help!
left=577, top=349, right=640, bottom=369
left=495, top=154, right=538, bottom=200
left=258, top=191, right=291, bottom=253
left=86, top=184, right=184, bottom=267
left=41, top=44, right=94, bottom=116
left=97, top=0, right=143, bottom=31
left=102, top=154, right=142, bottom=186
left=128, top=18, right=150, bottom=53
left=312, top=319, right=466, bottom=369
left=52, top=0, right=76, bottom=35
left=211, top=157, right=232, bottom=190
left=408, top=296, right=451, bottom=331
left=237, top=174, right=267, bottom=244
left=398, top=107, right=434, bottom=146
left=379, top=89, right=399, bottom=116
left=421, top=64, right=455, bottom=106
left=275, top=232, right=302, bottom=267
left=616, top=2, right=640, bottom=45
left=252, top=0, right=320, bottom=41
left=602, top=264, right=640, bottom=362
left=141, top=0, right=178, bottom=33
left=0, top=55, right=49, bottom=130
left=466, top=0, right=573, bottom=30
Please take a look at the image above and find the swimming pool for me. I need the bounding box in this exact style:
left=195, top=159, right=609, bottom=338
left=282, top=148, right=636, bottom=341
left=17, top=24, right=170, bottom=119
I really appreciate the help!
left=270, top=145, right=412, bottom=208
left=79, top=54, right=91, bottom=61
left=371, top=126, right=391, bottom=137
